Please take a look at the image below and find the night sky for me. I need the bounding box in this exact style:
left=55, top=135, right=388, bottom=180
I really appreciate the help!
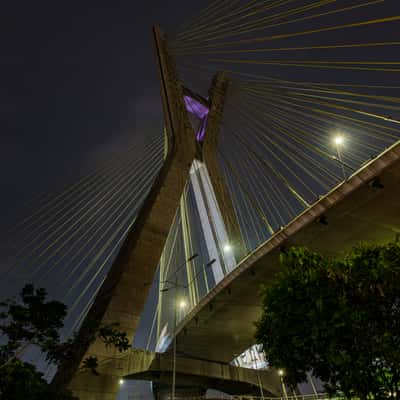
left=0, top=1, right=203, bottom=230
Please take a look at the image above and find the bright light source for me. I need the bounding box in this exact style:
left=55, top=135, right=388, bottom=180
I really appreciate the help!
left=334, top=135, right=344, bottom=146
left=223, top=244, right=232, bottom=253
left=119, top=379, right=124, bottom=385
left=278, top=369, right=284, bottom=377
left=179, top=300, right=187, bottom=309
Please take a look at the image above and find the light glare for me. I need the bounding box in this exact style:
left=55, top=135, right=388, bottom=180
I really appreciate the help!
left=223, top=244, right=232, bottom=253
left=179, top=300, right=187, bottom=309
left=278, top=369, right=284, bottom=376
left=119, top=379, right=124, bottom=385
left=334, top=135, right=344, bottom=145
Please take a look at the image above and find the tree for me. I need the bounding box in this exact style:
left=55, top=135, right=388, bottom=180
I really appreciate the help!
left=0, top=284, right=130, bottom=399
left=255, top=242, right=400, bottom=399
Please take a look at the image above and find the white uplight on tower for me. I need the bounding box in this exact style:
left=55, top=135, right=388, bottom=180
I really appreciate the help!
left=179, top=299, right=187, bottom=310
left=223, top=243, right=232, bottom=253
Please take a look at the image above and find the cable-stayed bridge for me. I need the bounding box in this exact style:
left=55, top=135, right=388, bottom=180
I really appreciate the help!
left=2, top=1, right=400, bottom=399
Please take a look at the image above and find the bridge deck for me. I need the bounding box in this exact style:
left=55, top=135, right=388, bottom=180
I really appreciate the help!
left=174, top=141, right=400, bottom=363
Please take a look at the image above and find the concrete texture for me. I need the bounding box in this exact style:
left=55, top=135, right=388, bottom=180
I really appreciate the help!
left=91, top=348, right=282, bottom=397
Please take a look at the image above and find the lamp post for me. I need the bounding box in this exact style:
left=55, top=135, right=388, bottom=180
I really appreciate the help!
left=160, top=254, right=198, bottom=400
left=278, top=369, right=288, bottom=400
left=334, top=134, right=346, bottom=180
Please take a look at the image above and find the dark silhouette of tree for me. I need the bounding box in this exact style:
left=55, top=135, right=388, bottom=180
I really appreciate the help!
left=256, top=242, right=400, bottom=399
left=0, top=284, right=129, bottom=399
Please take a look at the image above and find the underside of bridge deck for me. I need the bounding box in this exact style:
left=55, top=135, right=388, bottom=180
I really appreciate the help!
left=174, top=142, right=400, bottom=364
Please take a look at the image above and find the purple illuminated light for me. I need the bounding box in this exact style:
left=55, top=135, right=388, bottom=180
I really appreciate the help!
left=184, top=95, right=210, bottom=142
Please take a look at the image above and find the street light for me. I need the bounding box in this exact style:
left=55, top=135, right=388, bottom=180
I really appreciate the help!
left=278, top=369, right=288, bottom=400
left=223, top=243, right=232, bottom=253
left=179, top=299, right=187, bottom=310
left=333, top=133, right=346, bottom=180
left=160, top=254, right=198, bottom=400
left=119, top=379, right=124, bottom=385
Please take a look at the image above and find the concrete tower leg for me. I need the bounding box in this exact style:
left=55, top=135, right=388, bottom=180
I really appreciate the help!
left=52, top=25, right=233, bottom=400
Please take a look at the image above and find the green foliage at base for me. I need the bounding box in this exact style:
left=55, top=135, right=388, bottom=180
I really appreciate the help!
left=0, top=359, right=78, bottom=400
left=0, top=284, right=130, bottom=400
left=256, top=242, right=400, bottom=399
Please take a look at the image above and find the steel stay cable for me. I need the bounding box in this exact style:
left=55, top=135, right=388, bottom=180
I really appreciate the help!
left=64, top=181, right=156, bottom=307
left=228, top=136, right=284, bottom=228
left=235, top=141, right=288, bottom=228
left=10, top=135, right=163, bottom=257
left=36, top=150, right=164, bottom=284
left=242, top=87, right=400, bottom=137
left=176, top=0, right=297, bottom=45
left=64, top=208, right=141, bottom=318
left=239, top=96, right=358, bottom=177
left=267, top=89, right=400, bottom=127
left=178, top=62, right=400, bottom=93
left=220, top=153, right=266, bottom=246
left=218, top=149, right=275, bottom=235
left=262, top=96, right=386, bottom=156
left=176, top=0, right=278, bottom=43
left=239, top=80, right=400, bottom=107
left=176, top=0, right=242, bottom=40
left=244, top=82, right=400, bottom=106
left=57, top=154, right=164, bottom=288
left=174, top=15, right=400, bottom=51
left=240, top=88, right=385, bottom=156
left=260, top=94, right=389, bottom=155
left=8, top=140, right=148, bottom=235
left=10, top=141, right=164, bottom=276
left=259, top=101, right=371, bottom=164
left=242, top=86, right=400, bottom=139
left=229, top=97, right=337, bottom=191
left=231, top=129, right=310, bottom=209
left=177, top=41, right=400, bottom=56
left=206, top=58, right=400, bottom=72
left=239, top=90, right=337, bottom=154
left=220, top=159, right=254, bottom=250
left=232, top=107, right=337, bottom=191
left=175, top=0, right=336, bottom=46
left=229, top=97, right=341, bottom=187
left=176, top=0, right=383, bottom=48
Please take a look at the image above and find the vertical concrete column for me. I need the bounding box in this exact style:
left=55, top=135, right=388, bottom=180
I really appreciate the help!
left=202, top=72, right=247, bottom=263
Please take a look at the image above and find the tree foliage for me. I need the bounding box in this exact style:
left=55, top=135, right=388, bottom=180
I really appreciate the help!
left=0, top=284, right=130, bottom=399
left=255, top=242, right=400, bottom=399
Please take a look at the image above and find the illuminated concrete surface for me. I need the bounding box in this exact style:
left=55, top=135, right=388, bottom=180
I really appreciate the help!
left=174, top=142, right=400, bottom=363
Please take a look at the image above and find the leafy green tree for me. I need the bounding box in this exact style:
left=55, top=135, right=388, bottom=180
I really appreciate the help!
left=255, top=242, right=400, bottom=399
left=0, top=284, right=130, bottom=399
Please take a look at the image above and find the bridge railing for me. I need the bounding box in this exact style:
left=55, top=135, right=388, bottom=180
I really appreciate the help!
left=167, top=394, right=332, bottom=400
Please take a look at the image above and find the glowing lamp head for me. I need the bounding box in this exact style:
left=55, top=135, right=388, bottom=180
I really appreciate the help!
left=223, top=244, right=232, bottom=253
left=119, top=379, right=124, bottom=385
left=179, top=300, right=187, bottom=309
left=334, top=135, right=344, bottom=146
left=278, top=369, right=284, bottom=377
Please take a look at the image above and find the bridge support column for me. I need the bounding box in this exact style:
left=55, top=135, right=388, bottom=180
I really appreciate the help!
left=153, top=383, right=206, bottom=400
left=68, top=372, right=120, bottom=400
